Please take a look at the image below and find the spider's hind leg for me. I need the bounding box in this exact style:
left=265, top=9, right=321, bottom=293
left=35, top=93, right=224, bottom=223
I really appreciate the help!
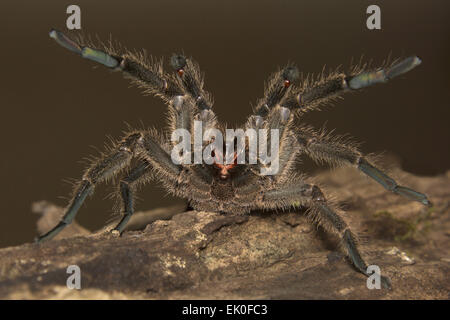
left=113, top=160, right=152, bottom=234
left=297, top=126, right=431, bottom=206
left=36, top=132, right=145, bottom=243
left=357, top=158, right=431, bottom=206
left=264, top=183, right=392, bottom=289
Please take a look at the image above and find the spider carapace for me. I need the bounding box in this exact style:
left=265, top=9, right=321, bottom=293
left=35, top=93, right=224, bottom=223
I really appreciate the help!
left=38, top=29, right=431, bottom=289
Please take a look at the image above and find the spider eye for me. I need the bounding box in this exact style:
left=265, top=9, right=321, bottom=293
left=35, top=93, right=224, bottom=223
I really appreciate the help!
left=282, top=66, right=299, bottom=84
left=170, top=54, right=187, bottom=71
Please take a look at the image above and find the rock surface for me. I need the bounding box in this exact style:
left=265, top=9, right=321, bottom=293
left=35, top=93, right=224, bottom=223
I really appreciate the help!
left=0, top=165, right=449, bottom=299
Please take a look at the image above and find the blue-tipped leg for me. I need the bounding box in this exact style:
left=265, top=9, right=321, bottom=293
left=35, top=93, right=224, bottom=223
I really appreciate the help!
left=49, top=29, right=82, bottom=54
left=358, top=158, right=431, bottom=206
left=36, top=180, right=92, bottom=243
left=348, top=56, right=421, bottom=90
left=49, top=28, right=119, bottom=69
left=81, top=47, right=119, bottom=68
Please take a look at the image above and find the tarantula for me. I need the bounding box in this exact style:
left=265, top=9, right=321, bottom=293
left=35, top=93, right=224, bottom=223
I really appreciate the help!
left=38, top=29, right=431, bottom=289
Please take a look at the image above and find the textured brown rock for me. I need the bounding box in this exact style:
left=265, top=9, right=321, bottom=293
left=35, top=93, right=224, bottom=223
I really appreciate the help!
left=0, top=166, right=449, bottom=299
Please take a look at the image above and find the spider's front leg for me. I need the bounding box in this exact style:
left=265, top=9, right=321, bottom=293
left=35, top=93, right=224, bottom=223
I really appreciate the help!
left=282, top=56, right=421, bottom=111
left=49, top=29, right=216, bottom=123
left=263, top=182, right=392, bottom=289
left=296, top=126, right=431, bottom=206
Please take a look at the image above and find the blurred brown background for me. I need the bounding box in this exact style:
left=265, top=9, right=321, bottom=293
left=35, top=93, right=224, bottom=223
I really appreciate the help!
left=0, top=0, right=448, bottom=248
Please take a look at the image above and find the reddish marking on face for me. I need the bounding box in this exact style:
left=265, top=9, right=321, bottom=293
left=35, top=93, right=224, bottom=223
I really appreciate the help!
left=213, top=151, right=238, bottom=179
left=177, top=69, right=184, bottom=77
left=284, top=79, right=291, bottom=88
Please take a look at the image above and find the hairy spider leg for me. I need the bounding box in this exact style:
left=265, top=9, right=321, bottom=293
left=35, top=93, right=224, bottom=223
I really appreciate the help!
left=281, top=56, right=421, bottom=112
left=49, top=29, right=217, bottom=130
left=36, top=132, right=180, bottom=243
left=263, top=182, right=392, bottom=289
left=297, top=125, right=431, bottom=206
left=36, top=133, right=141, bottom=242
left=114, top=160, right=152, bottom=233
left=242, top=66, right=301, bottom=178
left=243, top=56, right=421, bottom=183
left=247, top=66, right=299, bottom=128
